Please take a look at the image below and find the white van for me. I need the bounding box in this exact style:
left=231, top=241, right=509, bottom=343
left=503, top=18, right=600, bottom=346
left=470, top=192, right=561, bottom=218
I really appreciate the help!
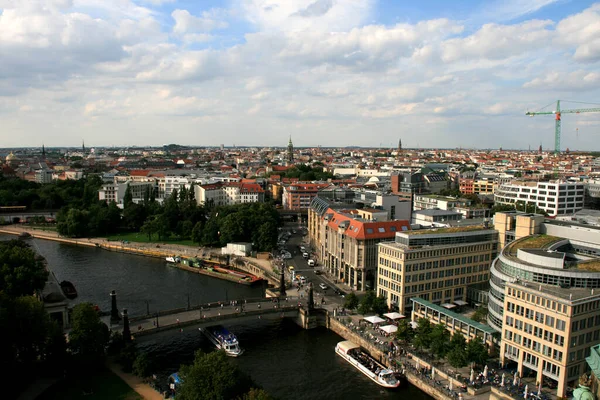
left=307, top=259, right=315, bottom=266
left=302, top=252, right=309, bottom=258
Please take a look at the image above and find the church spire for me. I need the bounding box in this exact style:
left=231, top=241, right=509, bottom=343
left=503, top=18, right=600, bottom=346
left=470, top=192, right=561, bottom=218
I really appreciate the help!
left=82, top=139, right=86, bottom=154
left=287, top=135, right=294, bottom=163
left=42, top=144, right=46, bottom=158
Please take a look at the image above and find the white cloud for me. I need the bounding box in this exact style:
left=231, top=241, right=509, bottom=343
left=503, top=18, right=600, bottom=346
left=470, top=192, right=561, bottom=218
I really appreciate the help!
left=555, top=4, right=600, bottom=62
left=171, top=9, right=228, bottom=34
left=240, top=0, right=373, bottom=32
left=523, top=70, right=600, bottom=90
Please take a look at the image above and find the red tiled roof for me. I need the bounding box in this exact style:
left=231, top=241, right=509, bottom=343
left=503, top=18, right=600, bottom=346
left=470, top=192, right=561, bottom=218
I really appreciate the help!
left=324, top=208, right=410, bottom=240
left=130, top=169, right=150, bottom=177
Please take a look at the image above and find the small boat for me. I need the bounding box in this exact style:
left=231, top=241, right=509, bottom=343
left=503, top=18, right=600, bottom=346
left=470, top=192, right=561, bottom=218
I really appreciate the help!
left=166, top=256, right=181, bottom=263
left=18, top=232, right=32, bottom=239
left=335, top=341, right=400, bottom=389
left=200, top=325, right=244, bottom=357
left=59, top=280, right=78, bottom=299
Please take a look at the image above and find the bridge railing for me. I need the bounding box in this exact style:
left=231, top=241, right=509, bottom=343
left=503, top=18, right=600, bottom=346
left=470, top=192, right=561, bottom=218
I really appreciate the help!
left=128, top=296, right=296, bottom=322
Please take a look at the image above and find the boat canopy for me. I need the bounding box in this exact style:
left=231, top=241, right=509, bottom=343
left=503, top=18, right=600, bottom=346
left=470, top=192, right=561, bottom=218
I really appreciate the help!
left=337, top=340, right=360, bottom=354
left=169, top=373, right=181, bottom=384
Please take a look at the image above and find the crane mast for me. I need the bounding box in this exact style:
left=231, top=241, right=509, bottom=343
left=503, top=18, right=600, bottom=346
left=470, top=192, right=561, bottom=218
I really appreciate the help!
left=525, top=100, right=600, bottom=155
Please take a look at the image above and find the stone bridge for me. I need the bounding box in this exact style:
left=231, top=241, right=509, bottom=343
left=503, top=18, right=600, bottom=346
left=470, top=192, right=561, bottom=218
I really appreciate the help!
left=108, top=297, right=315, bottom=338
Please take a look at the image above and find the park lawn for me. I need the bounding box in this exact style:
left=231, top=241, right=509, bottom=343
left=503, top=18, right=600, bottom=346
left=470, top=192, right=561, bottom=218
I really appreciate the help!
left=107, top=231, right=196, bottom=247
left=38, top=367, right=141, bottom=400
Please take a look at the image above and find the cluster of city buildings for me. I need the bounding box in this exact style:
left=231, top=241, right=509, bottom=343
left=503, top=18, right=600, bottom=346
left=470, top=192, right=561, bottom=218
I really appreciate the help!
left=5, top=141, right=600, bottom=396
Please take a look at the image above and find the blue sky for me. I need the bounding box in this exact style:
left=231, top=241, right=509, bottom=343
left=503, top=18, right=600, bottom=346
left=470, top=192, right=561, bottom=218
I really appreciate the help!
left=1, top=0, right=600, bottom=149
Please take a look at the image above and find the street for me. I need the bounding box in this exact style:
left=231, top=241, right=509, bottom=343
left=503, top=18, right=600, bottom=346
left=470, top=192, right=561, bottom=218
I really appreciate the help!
left=277, top=222, right=346, bottom=308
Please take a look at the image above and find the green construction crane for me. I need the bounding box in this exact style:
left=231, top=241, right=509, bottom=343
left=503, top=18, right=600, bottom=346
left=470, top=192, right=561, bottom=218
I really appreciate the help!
left=526, top=100, right=600, bottom=155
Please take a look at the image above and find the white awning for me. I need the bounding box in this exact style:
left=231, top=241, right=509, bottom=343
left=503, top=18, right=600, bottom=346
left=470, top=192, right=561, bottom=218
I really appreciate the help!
left=454, top=300, right=468, bottom=306
left=441, top=303, right=457, bottom=309
left=383, top=312, right=405, bottom=320
left=380, top=325, right=398, bottom=334
left=363, top=316, right=385, bottom=324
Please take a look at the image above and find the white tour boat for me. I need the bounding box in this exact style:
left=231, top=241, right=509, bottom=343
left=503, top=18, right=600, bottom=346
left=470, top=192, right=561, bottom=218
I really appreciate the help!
left=200, top=325, right=244, bottom=357
left=165, top=255, right=181, bottom=263
left=335, top=340, right=400, bottom=389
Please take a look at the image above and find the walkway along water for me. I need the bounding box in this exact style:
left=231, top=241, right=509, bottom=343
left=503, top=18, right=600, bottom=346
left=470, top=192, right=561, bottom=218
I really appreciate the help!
left=0, top=225, right=276, bottom=286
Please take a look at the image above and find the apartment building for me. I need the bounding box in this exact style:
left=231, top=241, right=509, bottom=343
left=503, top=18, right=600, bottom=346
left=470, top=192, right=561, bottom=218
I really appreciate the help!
left=282, top=183, right=329, bottom=211
left=195, top=182, right=265, bottom=206
left=494, top=181, right=585, bottom=217
left=309, top=201, right=411, bottom=291
left=377, top=225, right=498, bottom=313
left=502, top=282, right=600, bottom=397
left=460, top=178, right=496, bottom=195
left=98, top=181, right=156, bottom=208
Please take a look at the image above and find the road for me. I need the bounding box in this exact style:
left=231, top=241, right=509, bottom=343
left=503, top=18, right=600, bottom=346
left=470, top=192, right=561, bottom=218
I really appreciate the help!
left=277, top=222, right=346, bottom=308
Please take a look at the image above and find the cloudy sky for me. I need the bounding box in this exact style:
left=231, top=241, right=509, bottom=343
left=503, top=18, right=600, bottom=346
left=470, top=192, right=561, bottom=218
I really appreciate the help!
left=1, top=0, right=600, bottom=150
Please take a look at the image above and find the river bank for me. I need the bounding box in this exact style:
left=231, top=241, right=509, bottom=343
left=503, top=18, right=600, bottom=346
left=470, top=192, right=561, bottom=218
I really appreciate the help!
left=0, top=225, right=271, bottom=287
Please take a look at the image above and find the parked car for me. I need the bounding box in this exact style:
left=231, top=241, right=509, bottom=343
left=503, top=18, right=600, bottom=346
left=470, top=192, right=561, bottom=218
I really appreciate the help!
left=302, top=252, right=309, bottom=258
left=319, top=283, right=328, bottom=290
left=314, top=270, right=322, bottom=275
left=307, top=259, right=315, bottom=267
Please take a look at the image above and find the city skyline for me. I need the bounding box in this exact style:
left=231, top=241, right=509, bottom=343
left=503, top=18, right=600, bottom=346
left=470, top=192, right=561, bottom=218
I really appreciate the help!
left=1, top=0, right=600, bottom=149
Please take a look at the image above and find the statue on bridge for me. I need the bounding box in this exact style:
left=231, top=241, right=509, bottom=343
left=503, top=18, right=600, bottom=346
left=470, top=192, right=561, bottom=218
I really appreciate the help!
left=279, top=268, right=286, bottom=297
left=110, top=290, right=121, bottom=324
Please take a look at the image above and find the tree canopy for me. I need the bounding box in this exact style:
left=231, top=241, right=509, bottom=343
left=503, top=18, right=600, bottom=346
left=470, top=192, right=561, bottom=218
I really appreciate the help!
left=177, top=350, right=271, bottom=400
left=0, top=239, right=48, bottom=297
left=68, top=303, right=110, bottom=368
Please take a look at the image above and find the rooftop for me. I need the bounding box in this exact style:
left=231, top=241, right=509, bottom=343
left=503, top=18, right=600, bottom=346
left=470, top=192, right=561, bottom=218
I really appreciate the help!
left=507, top=281, right=600, bottom=303
left=407, top=224, right=491, bottom=235
left=507, top=235, right=561, bottom=253
left=411, top=297, right=496, bottom=334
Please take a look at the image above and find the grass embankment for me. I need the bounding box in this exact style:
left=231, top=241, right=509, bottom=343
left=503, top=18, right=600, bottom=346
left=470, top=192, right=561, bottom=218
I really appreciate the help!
left=106, top=231, right=196, bottom=247
left=38, top=368, right=142, bottom=400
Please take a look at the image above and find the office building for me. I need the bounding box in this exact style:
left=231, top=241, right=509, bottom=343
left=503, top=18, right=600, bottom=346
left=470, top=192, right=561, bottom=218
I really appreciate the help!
left=494, top=181, right=584, bottom=217
left=377, top=225, right=498, bottom=313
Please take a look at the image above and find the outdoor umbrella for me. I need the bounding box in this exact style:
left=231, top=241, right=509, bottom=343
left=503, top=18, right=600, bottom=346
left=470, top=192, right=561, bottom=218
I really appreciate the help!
left=483, top=365, right=488, bottom=378
left=431, top=367, right=435, bottom=380
left=449, top=379, right=453, bottom=391
left=470, top=368, right=475, bottom=383
left=524, top=385, right=529, bottom=399
left=513, top=373, right=518, bottom=386
left=501, top=373, right=505, bottom=387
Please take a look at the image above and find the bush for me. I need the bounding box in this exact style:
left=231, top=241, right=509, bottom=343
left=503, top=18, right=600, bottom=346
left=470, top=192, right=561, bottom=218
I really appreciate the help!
left=118, top=343, right=138, bottom=373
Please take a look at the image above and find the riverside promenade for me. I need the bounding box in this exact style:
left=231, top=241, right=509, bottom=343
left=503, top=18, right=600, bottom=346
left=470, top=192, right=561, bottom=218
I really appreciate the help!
left=0, top=225, right=279, bottom=285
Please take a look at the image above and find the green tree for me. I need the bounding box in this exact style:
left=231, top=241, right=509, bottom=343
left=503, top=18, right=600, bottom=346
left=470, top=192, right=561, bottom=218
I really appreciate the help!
left=191, top=221, right=204, bottom=244
left=372, top=296, right=388, bottom=316
left=395, top=319, right=414, bottom=343
left=357, top=290, right=376, bottom=315
left=56, top=208, right=89, bottom=237
left=177, top=350, right=254, bottom=400
left=447, top=346, right=468, bottom=368
left=238, top=388, right=275, bottom=400
left=68, top=303, right=110, bottom=368
left=471, top=306, right=488, bottom=323
left=466, top=337, right=488, bottom=366
left=412, top=318, right=433, bottom=350
left=343, top=292, right=359, bottom=310
left=123, top=185, right=133, bottom=209
left=0, top=240, right=48, bottom=296
left=429, top=324, right=451, bottom=358
left=133, top=351, right=153, bottom=378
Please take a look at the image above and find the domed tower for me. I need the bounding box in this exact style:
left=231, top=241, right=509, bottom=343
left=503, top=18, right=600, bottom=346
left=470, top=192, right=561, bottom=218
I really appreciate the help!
left=287, top=136, right=294, bottom=163
left=5, top=152, right=17, bottom=167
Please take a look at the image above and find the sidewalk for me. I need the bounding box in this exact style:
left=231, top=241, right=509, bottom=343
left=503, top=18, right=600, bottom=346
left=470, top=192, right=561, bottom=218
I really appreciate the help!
left=107, top=362, right=164, bottom=400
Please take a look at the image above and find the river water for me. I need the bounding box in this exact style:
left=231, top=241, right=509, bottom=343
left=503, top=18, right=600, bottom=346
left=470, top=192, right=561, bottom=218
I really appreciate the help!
left=3, top=235, right=431, bottom=400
